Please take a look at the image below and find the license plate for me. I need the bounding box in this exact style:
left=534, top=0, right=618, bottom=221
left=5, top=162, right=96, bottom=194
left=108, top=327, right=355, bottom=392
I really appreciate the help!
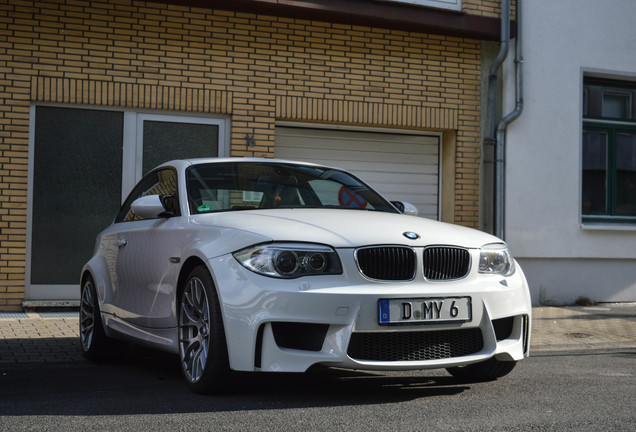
left=378, top=297, right=472, bottom=324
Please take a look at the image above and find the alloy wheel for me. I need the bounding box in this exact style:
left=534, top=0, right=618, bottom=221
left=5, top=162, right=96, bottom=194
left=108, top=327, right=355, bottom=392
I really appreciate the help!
left=179, top=276, right=211, bottom=383
left=79, top=280, right=96, bottom=352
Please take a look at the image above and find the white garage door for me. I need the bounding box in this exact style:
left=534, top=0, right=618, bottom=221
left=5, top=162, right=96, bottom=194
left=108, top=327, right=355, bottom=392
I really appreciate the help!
left=275, top=126, right=440, bottom=219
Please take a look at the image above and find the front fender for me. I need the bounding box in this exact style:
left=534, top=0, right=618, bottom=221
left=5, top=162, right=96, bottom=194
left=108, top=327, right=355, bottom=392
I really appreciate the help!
left=183, top=221, right=271, bottom=260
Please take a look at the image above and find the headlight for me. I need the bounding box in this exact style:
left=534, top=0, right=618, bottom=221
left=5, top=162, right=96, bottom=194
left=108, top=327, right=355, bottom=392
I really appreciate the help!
left=478, top=243, right=515, bottom=276
left=233, top=243, right=342, bottom=279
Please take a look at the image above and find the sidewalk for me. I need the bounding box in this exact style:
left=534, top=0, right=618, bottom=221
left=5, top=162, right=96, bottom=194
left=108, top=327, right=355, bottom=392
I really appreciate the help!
left=1, top=305, right=636, bottom=364
left=530, top=304, right=636, bottom=353
left=0, top=312, right=80, bottom=363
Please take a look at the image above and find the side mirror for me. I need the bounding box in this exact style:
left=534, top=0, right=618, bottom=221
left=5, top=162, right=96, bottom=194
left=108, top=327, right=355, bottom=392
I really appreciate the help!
left=391, top=201, right=419, bottom=216
left=131, top=195, right=176, bottom=219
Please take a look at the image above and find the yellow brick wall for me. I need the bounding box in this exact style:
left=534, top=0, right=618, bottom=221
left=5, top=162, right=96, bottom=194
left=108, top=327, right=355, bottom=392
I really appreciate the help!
left=0, top=0, right=484, bottom=310
left=463, top=0, right=517, bottom=19
left=464, top=0, right=500, bottom=17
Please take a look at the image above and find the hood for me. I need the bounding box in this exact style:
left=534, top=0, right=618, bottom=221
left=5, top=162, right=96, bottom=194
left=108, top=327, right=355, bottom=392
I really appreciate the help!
left=190, top=209, right=501, bottom=249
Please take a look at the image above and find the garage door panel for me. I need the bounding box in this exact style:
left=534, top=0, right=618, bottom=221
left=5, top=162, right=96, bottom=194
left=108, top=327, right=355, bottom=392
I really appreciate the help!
left=359, top=173, right=438, bottom=187
left=339, top=163, right=438, bottom=176
left=279, top=129, right=438, bottom=151
left=278, top=134, right=437, bottom=147
left=299, top=156, right=438, bottom=173
left=278, top=149, right=438, bottom=167
left=377, top=190, right=438, bottom=204
left=382, top=195, right=437, bottom=211
left=368, top=179, right=439, bottom=194
left=414, top=204, right=438, bottom=217
left=300, top=143, right=434, bottom=156
left=276, top=126, right=440, bottom=220
left=291, top=143, right=439, bottom=157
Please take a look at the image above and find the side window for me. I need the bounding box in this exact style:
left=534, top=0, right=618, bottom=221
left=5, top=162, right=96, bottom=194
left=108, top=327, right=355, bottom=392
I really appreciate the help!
left=116, top=169, right=179, bottom=222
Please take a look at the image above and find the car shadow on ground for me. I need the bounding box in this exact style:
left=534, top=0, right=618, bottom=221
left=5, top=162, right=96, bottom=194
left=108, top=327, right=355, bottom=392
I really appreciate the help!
left=0, top=340, right=471, bottom=416
left=122, top=343, right=471, bottom=404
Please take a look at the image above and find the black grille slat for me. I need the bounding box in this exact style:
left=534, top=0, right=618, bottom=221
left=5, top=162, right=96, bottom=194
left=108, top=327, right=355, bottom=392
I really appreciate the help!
left=356, top=247, right=415, bottom=281
left=347, top=328, right=483, bottom=361
left=423, top=247, right=470, bottom=281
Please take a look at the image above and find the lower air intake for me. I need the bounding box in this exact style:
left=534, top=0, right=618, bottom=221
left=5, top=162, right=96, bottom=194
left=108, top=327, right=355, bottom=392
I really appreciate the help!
left=347, top=328, right=483, bottom=361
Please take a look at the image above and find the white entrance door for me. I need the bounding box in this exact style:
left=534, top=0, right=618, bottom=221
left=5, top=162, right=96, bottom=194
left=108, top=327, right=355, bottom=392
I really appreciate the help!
left=27, top=106, right=228, bottom=301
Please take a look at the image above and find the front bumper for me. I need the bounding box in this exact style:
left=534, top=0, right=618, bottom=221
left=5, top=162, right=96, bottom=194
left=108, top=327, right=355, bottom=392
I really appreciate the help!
left=209, top=249, right=532, bottom=373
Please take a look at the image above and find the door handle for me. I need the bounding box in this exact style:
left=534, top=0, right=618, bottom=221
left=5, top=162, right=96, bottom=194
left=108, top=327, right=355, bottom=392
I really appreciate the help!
left=117, top=238, right=127, bottom=248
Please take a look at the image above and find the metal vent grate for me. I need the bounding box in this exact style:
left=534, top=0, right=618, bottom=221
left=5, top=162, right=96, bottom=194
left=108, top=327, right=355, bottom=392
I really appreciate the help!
left=423, top=246, right=471, bottom=280
left=356, top=247, right=416, bottom=281
left=347, top=328, right=483, bottom=362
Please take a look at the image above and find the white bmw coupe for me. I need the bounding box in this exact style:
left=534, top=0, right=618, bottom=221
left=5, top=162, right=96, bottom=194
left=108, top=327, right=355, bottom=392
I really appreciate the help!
left=80, top=158, right=531, bottom=393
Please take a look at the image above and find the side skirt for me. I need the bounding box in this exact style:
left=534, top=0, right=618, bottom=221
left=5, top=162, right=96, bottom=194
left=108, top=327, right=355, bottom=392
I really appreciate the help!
left=102, top=313, right=179, bottom=354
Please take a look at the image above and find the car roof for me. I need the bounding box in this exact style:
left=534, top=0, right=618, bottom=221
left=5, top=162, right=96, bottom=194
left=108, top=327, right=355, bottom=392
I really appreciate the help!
left=156, top=157, right=335, bottom=171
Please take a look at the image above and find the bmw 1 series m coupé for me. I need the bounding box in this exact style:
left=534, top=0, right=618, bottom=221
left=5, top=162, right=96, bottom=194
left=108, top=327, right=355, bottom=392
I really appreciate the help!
left=80, top=158, right=531, bottom=393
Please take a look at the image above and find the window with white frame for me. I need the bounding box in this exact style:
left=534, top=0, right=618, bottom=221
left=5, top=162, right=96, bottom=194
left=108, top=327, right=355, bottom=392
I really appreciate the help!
left=582, top=78, right=636, bottom=224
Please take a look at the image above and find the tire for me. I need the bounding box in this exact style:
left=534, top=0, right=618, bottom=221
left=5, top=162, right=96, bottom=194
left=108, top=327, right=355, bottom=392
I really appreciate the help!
left=79, top=275, right=124, bottom=362
left=446, top=357, right=516, bottom=383
left=178, top=265, right=232, bottom=394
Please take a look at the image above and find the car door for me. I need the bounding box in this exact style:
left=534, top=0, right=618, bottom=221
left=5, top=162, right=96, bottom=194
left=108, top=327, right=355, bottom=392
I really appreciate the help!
left=109, top=168, right=184, bottom=328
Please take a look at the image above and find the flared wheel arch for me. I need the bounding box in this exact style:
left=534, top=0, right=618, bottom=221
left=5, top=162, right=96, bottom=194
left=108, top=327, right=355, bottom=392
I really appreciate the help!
left=176, top=257, right=216, bottom=312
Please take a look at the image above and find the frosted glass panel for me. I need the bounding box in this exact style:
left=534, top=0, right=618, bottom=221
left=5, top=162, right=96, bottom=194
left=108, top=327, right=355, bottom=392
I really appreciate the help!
left=32, top=107, right=123, bottom=285
left=142, top=121, right=219, bottom=174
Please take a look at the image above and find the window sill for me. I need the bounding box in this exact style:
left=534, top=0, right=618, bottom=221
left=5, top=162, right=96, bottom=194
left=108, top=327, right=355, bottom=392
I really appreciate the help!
left=581, top=222, right=636, bottom=231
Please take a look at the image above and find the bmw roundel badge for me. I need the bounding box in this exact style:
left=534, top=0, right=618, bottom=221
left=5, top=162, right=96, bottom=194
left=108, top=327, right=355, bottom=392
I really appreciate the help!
left=403, top=231, right=420, bottom=240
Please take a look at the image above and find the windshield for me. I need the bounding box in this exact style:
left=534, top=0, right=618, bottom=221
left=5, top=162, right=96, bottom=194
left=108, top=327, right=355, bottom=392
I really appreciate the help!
left=186, top=161, right=399, bottom=214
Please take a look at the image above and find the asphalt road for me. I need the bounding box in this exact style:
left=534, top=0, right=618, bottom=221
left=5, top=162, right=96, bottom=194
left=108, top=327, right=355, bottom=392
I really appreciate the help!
left=1, top=347, right=634, bottom=431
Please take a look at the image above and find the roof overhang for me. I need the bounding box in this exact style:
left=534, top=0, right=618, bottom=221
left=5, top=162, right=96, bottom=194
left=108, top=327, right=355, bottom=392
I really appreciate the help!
left=151, top=0, right=514, bottom=41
